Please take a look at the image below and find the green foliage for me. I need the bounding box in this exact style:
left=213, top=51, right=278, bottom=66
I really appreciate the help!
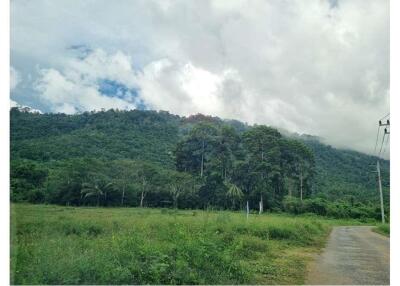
left=282, top=196, right=388, bottom=221
left=301, top=138, right=389, bottom=205
left=11, top=204, right=333, bottom=285
left=373, top=224, right=390, bottom=237
left=175, top=122, right=315, bottom=211
left=10, top=108, right=389, bottom=219
left=10, top=159, right=48, bottom=202
left=11, top=108, right=180, bottom=167
left=225, top=180, right=244, bottom=209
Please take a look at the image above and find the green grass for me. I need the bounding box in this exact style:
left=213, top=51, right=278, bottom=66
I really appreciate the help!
left=10, top=204, right=369, bottom=285
left=372, top=224, right=390, bottom=237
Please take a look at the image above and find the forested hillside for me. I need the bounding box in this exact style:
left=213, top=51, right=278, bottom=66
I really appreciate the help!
left=10, top=108, right=389, bottom=220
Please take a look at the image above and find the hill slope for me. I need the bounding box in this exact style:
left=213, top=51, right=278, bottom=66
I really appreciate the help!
left=10, top=108, right=389, bottom=207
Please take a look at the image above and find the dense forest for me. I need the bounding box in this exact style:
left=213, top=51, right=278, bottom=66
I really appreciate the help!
left=10, top=108, right=390, bottom=220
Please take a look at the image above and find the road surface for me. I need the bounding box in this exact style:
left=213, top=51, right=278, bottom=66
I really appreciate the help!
left=306, top=226, right=389, bottom=285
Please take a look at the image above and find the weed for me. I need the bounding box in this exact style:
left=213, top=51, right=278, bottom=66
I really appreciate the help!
left=10, top=203, right=348, bottom=285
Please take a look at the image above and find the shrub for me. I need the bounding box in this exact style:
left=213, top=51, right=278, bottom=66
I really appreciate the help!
left=374, top=224, right=389, bottom=236
left=27, top=189, right=46, bottom=204
left=303, top=198, right=327, bottom=216
left=282, top=196, right=302, bottom=214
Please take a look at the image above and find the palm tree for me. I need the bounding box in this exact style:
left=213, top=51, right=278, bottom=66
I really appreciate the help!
left=81, top=181, right=114, bottom=207
left=225, top=180, right=244, bottom=210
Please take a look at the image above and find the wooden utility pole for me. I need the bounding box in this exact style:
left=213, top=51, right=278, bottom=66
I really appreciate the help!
left=376, top=160, right=385, bottom=224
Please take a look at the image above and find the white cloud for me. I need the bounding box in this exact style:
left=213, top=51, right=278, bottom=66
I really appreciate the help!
left=10, top=66, right=20, bottom=91
left=11, top=0, right=389, bottom=155
left=33, top=49, right=243, bottom=117
left=10, top=99, right=19, bottom=108
left=137, top=59, right=231, bottom=115
left=34, top=66, right=136, bottom=114
left=65, top=49, right=137, bottom=88
left=10, top=99, right=42, bottom=114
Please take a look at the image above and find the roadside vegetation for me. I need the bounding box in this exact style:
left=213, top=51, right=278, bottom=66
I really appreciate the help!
left=373, top=224, right=390, bottom=237
left=10, top=203, right=370, bottom=285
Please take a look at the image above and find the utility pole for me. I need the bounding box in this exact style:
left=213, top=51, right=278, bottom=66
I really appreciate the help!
left=376, top=160, right=385, bottom=224
left=374, top=117, right=389, bottom=224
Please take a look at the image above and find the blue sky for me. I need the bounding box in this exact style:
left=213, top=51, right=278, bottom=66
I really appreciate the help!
left=10, top=0, right=389, bottom=155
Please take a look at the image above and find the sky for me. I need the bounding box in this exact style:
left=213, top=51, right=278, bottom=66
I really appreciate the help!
left=10, top=0, right=389, bottom=156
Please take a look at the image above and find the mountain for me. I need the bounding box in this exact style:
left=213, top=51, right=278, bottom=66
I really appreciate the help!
left=10, top=108, right=389, bottom=211
left=10, top=100, right=43, bottom=114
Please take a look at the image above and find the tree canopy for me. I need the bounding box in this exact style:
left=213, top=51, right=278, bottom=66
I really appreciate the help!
left=10, top=108, right=389, bottom=219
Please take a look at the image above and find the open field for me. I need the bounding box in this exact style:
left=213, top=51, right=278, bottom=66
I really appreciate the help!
left=11, top=204, right=376, bottom=285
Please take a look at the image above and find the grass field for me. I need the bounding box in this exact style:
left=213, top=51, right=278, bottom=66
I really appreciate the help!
left=10, top=204, right=373, bottom=285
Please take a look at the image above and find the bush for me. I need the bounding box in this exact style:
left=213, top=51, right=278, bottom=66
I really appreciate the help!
left=282, top=196, right=302, bottom=214
left=27, top=189, right=46, bottom=203
left=374, top=224, right=389, bottom=236
left=282, top=196, right=384, bottom=221
left=326, top=203, right=350, bottom=218
left=302, top=198, right=327, bottom=216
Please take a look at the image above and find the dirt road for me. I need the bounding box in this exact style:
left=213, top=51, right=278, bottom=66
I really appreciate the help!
left=306, top=226, right=389, bottom=285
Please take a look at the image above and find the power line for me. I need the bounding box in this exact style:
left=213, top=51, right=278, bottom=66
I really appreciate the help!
left=379, top=113, right=390, bottom=121
left=377, top=116, right=390, bottom=158
left=373, top=114, right=389, bottom=224
left=374, top=115, right=390, bottom=156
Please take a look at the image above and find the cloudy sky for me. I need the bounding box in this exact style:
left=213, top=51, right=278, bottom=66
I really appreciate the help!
left=10, top=0, right=389, bottom=156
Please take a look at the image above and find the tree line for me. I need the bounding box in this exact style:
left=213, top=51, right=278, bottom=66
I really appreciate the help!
left=10, top=108, right=390, bottom=220
left=11, top=123, right=314, bottom=212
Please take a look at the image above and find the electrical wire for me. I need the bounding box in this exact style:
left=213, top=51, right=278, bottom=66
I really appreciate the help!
left=379, top=113, right=390, bottom=121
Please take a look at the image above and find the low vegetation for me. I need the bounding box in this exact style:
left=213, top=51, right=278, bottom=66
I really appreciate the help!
left=10, top=203, right=365, bottom=285
left=373, top=224, right=390, bottom=237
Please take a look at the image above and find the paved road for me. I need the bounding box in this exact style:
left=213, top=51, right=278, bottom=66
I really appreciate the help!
left=306, top=226, right=389, bottom=285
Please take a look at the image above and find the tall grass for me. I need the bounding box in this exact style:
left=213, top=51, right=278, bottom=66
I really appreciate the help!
left=11, top=204, right=334, bottom=284
left=373, top=224, right=390, bottom=237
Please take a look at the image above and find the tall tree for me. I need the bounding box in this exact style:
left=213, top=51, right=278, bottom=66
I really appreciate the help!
left=136, top=163, right=158, bottom=207
left=214, top=126, right=240, bottom=180
left=111, top=160, right=138, bottom=206
left=281, top=139, right=314, bottom=201
left=175, top=123, right=218, bottom=177
left=243, top=126, right=282, bottom=212
left=167, top=171, right=194, bottom=209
